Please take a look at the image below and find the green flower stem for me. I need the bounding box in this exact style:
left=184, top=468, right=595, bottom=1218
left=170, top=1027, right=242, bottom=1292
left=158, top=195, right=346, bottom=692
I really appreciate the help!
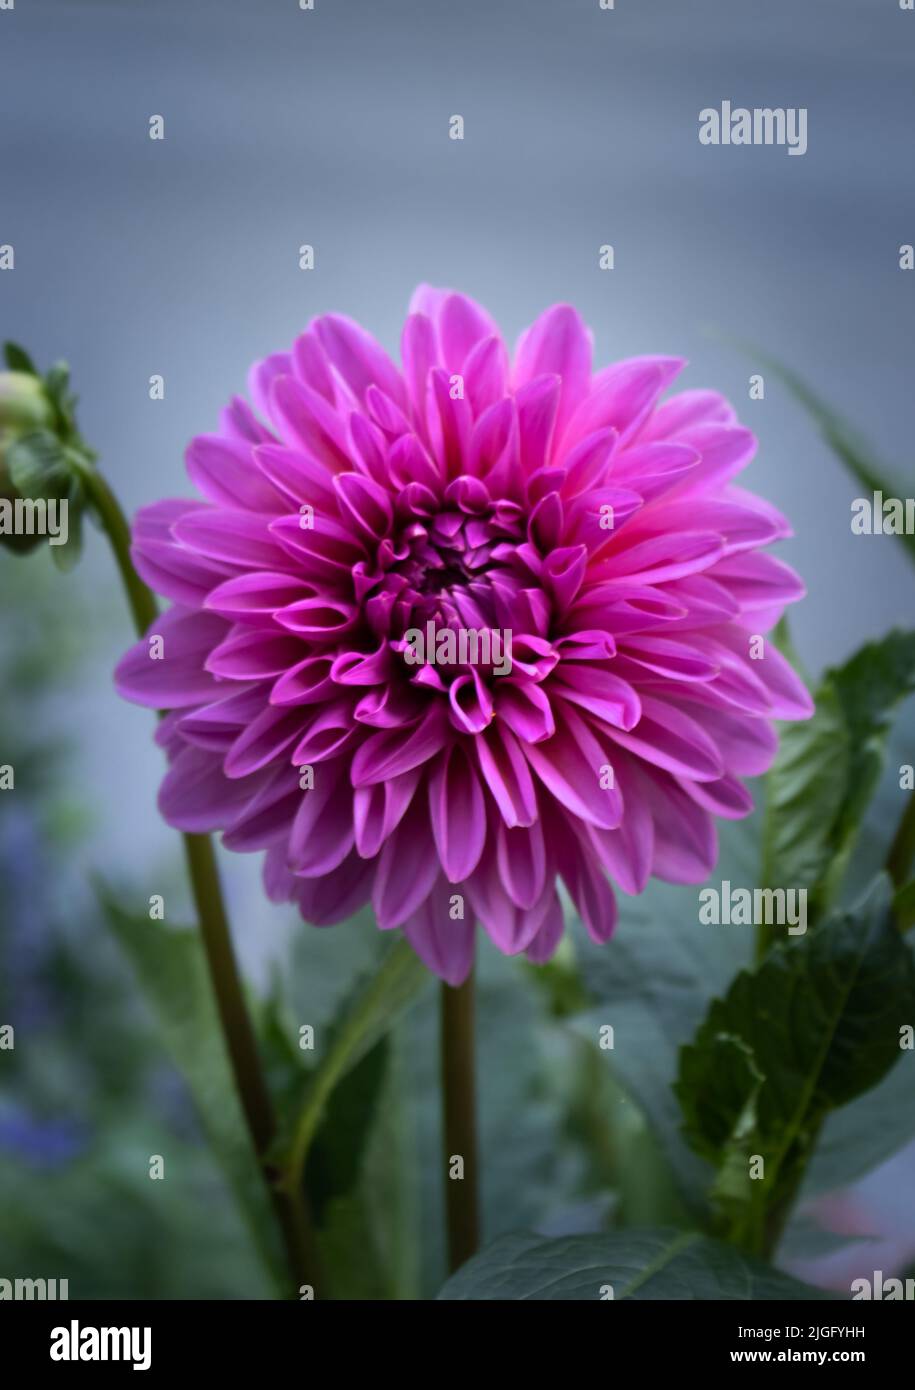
left=440, top=969, right=480, bottom=1273
left=77, top=461, right=321, bottom=1298
left=888, top=788, right=915, bottom=893
left=76, top=463, right=157, bottom=636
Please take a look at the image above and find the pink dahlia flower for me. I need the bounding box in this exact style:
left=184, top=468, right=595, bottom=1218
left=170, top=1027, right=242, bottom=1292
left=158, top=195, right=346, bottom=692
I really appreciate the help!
left=115, top=287, right=812, bottom=983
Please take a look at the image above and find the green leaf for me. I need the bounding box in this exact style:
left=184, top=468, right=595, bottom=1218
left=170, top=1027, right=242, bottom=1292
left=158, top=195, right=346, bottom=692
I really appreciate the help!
left=305, top=1038, right=389, bottom=1222
left=893, top=879, right=915, bottom=930
left=49, top=475, right=85, bottom=572
left=42, top=361, right=79, bottom=437
left=744, top=348, right=915, bottom=569
left=437, top=1228, right=830, bottom=1300
left=763, top=630, right=915, bottom=917
left=572, top=815, right=760, bottom=1216
left=804, top=1048, right=915, bottom=1198
left=281, top=937, right=429, bottom=1181
left=307, top=1034, right=424, bottom=1300
left=7, top=430, right=70, bottom=499
left=99, top=890, right=282, bottom=1288
left=3, top=341, right=38, bottom=375
left=676, top=880, right=915, bottom=1244
left=762, top=681, right=850, bottom=902
left=304, top=1040, right=398, bottom=1299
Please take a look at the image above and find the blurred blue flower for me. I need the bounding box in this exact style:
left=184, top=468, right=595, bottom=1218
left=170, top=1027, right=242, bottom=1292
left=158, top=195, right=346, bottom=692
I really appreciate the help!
left=0, top=1101, right=88, bottom=1170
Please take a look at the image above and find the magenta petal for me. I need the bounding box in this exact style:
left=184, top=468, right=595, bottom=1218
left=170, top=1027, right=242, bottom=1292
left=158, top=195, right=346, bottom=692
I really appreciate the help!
left=223, top=704, right=304, bottom=779
left=553, top=819, right=618, bottom=943
left=514, top=304, right=592, bottom=440
left=640, top=388, right=736, bottom=441
left=204, top=571, right=313, bottom=624
left=473, top=725, right=538, bottom=828
left=524, top=704, right=623, bottom=829
left=402, top=875, right=476, bottom=985
left=634, top=763, right=718, bottom=883
left=158, top=744, right=262, bottom=832
left=586, top=753, right=654, bottom=895
left=560, top=356, right=685, bottom=455
left=464, top=335, right=509, bottom=417
left=438, top=292, right=500, bottom=374
left=186, top=435, right=286, bottom=513
left=351, top=702, right=449, bottom=786
left=313, top=313, right=407, bottom=410
left=115, top=608, right=229, bottom=708
left=516, top=375, right=561, bottom=475
left=496, top=819, right=547, bottom=910
left=609, top=694, right=724, bottom=783
left=467, top=843, right=553, bottom=954
left=428, top=743, right=486, bottom=882
left=294, top=848, right=374, bottom=925
left=287, top=763, right=356, bottom=875
left=223, top=767, right=302, bottom=851
left=710, top=552, right=806, bottom=612
left=372, top=792, right=441, bottom=929
left=172, top=509, right=293, bottom=571
left=524, top=893, right=565, bottom=964
left=353, top=766, right=420, bottom=858
left=206, top=629, right=307, bottom=681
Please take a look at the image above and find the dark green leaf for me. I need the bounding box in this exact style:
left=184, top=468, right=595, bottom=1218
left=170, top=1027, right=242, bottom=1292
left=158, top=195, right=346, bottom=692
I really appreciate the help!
left=280, top=937, right=429, bottom=1180
left=305, top=1038, right=389, bottom=1221
left=438, top=1227, right=830, bottom=1300
left=676, top=880, right=915, bottom=1238
left=7, top=430, right=70, bottom=499
left=893, top=879, right=915, bottom=930
left=763, top=630, right=915, bottom=917
left=49, top=475, right=85, bottom=572
left=762, top=680, right=849, bottom=904
left=43, top=361, right=78, bottom=436
left=572, top=816, right=760, bottom=1215
left=3, top=341, right=38, bottom=375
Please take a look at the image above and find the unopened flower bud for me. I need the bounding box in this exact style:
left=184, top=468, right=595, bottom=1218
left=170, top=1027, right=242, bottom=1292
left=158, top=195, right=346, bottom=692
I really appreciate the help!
left=0, top=371, right=60, bottom=554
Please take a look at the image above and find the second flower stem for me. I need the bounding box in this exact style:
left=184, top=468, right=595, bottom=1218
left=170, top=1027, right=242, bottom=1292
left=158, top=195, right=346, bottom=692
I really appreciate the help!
left=440, top=969, right=480, bottom=1273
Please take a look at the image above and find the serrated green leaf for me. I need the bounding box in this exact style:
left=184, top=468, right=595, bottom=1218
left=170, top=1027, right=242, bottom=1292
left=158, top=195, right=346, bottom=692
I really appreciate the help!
left=763, top=630, right=915, bottom=918
left=437, top=1227, right=830, bottom=1300
left=762, top=680, right=850, bottom=901
left=677, top=880, right=915, bottom=1248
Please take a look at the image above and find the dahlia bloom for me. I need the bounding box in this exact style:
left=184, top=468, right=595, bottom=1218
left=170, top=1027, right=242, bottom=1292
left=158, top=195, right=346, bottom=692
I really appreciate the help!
left=115, top=287, right=812, bottom=983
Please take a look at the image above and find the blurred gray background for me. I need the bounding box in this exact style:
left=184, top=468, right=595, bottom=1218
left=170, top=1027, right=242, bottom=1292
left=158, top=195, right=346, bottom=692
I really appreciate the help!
left=1, top=0, right=913, bottom=934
